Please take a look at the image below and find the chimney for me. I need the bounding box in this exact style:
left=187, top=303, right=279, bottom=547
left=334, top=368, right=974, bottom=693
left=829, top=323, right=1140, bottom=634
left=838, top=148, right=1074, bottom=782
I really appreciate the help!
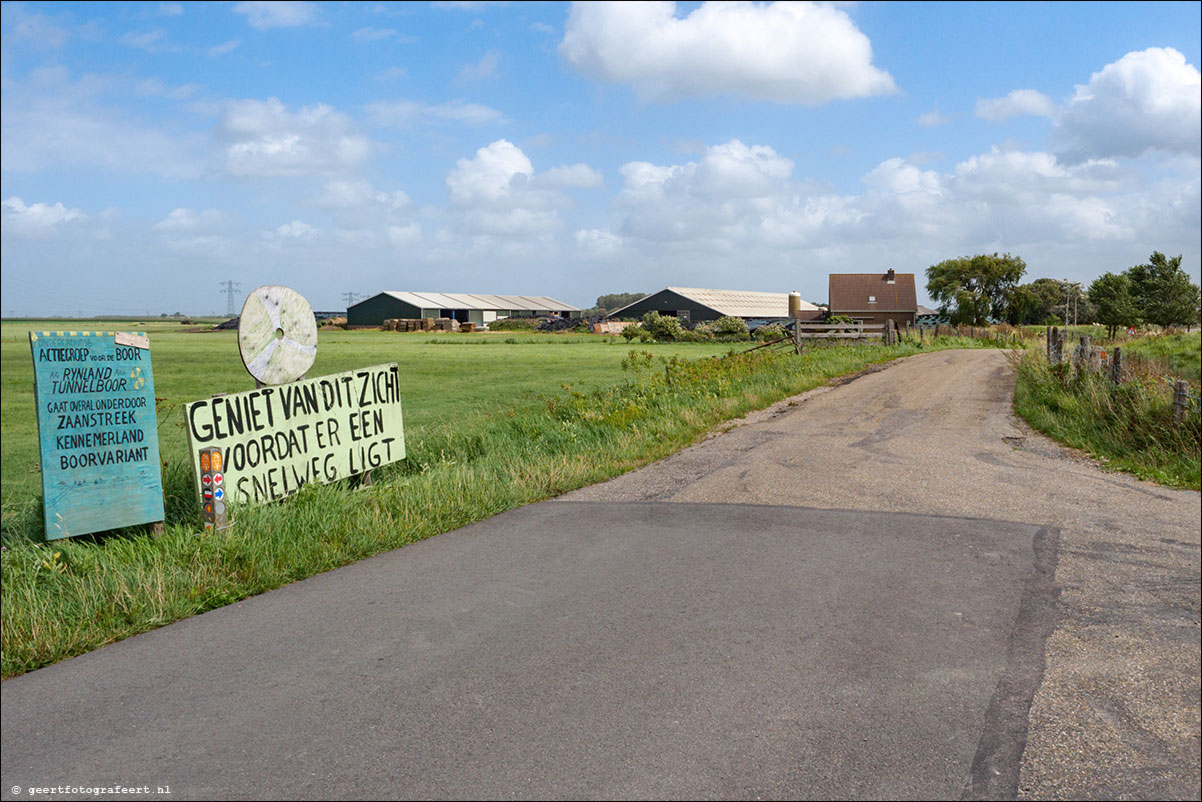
left=886, top=268, right=896, bottom=284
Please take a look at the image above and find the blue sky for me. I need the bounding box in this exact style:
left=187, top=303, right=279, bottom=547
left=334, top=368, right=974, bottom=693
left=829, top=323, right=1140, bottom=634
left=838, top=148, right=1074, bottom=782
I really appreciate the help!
left=2, top=0, right=1199, bottom=316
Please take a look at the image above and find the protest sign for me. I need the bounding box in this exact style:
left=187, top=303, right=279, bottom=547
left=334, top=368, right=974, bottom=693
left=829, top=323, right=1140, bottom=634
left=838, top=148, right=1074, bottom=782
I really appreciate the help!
left=184, top=363, right=404, bottom=506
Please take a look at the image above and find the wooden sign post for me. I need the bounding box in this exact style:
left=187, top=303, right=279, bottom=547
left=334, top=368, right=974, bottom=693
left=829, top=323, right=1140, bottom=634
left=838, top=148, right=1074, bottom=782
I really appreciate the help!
left=29, top=330, right=165, bottom=540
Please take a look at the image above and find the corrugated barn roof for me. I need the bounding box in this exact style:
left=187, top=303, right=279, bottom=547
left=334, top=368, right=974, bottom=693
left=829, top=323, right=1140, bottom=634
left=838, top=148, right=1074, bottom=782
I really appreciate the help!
left=664, top=287, right=820, bottom=318
left=379, top=292, right=579, bottom=312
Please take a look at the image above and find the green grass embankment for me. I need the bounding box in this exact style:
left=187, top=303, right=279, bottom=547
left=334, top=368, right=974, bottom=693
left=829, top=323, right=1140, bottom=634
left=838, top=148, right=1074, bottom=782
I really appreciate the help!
left=1012, top=338, right=1201, bottom=490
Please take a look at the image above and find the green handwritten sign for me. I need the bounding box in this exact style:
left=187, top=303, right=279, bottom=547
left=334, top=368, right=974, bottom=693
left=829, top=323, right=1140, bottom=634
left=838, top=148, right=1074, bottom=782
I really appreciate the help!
left=30, top=331, right=165, bottom=540
left=184, top=363, right=404, bottom=506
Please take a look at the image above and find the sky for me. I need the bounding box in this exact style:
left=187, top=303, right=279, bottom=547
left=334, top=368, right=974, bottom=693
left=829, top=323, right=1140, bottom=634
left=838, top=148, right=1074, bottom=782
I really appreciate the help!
left=1, top=1, right=1199, bottom=317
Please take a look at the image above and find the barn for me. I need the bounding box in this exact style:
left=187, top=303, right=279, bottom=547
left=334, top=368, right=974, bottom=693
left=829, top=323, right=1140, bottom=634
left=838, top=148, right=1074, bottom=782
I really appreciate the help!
left=347, top=292, right=580, bottom=328
left=607, top=287, right=820, bottom=324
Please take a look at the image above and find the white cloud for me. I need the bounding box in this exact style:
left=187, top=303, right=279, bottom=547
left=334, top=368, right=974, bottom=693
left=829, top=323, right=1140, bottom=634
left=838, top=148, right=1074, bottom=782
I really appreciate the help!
left=221, top=98, right=373, bottom=177
left=314, top=180, right=410, bottom=210
left=445, top=139, right=602, bottom=237
left=917, top=110, right=951, bottom=128
left=535, top=164, right=604, bottom=189
left=975, top=89, right=1056, bottom=122
left=1052, top=47, right=1201, bottom=161
left=559, top=1, right=897, bottom=104
left=366, top=99, right=507, bottom=127
left=209, top=39, right=241, bottom=57
left=352, top=26, right=416, bottom=43
left=4, top=5, right=71, bottom=47
left=387, top=222, right=422, bottom=246
left=273, top=220, right=317, bottom=238
left=459, top=50, right=500, bottom=81
left=154, top=208, right=225, bottom=231
left=2, top=196, right=85, bottom=236
left=233, top=1, right=318, bottom=30
left=159, top=3, right=183, bottom=15
left=591, top=139, right=1193, bottom=287
left=575, top=228, right=624, bottom=258
left=0, top=67, right=205, bottom=178
left=120, top=29, right=177, bottom=53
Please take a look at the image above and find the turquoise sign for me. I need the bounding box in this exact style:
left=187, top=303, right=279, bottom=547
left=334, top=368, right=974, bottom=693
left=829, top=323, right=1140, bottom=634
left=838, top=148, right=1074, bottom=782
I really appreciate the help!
left=30, top=331, right=165, bottom=540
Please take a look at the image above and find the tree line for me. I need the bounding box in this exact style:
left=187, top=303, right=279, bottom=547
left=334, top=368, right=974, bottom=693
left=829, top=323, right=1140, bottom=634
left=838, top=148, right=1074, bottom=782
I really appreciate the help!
left=926, top=251, right=1200, bottom=335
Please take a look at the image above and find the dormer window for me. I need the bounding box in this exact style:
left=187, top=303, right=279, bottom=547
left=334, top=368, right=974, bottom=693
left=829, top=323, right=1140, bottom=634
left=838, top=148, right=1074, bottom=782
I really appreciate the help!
left=868, top=295, right=876, bottom=303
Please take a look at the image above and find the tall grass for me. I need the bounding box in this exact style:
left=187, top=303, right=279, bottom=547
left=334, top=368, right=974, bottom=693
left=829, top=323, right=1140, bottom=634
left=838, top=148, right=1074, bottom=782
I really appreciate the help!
left=2, top=336, right=1000, bottom=678
left=1011, top=347, right=1201, bottom=490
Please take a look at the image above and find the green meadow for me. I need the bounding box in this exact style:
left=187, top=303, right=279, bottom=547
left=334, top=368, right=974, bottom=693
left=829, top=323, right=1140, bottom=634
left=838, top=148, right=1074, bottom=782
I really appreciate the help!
left=1, top=320, right=732, bottom=505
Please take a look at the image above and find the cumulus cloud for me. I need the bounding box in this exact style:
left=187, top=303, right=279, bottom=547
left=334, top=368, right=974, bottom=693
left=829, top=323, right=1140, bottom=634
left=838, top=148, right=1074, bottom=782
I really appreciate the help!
left=273, top=220, right=317, bottom=238
left=975, top=89, right=1056, bottom=122
left=445, top=139, right=602, bottom=236
left=1051, top=47, right=1201, bottom=161
left=366, top=99, right=507, bottom=127
left=233, top=1, right=318, bottom=30
left=2, top=196, right=85, bottom=235
left=559, top=1, right=897, bottom=104
left=221, top=98, right=373, bottom=177
left=535, top=164, right=604, bottom=189
left=593, top=138, right=1190, bottom=281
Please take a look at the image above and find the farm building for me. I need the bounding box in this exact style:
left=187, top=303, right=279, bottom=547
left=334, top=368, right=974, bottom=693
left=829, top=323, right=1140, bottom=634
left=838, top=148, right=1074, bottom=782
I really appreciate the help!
left=608, top=287, right=820, bottom=323
left=828, top=270, right=918, bottom=328
left=347, top=292, right=581, bottom=328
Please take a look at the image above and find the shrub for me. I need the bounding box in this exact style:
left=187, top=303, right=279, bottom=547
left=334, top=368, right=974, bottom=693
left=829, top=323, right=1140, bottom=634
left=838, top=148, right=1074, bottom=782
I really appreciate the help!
left=713, top=316, right=749, bottom=339
left=754, top=323, right=786, bottom=341
left=641, top=312, right=685, bottom=341
left=620, top=324, right=644, bottom=342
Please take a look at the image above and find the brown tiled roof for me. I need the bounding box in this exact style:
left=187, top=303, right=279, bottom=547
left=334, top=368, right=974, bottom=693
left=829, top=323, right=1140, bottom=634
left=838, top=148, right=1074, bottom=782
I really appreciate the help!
left=829, top=273, right=917, bottom=312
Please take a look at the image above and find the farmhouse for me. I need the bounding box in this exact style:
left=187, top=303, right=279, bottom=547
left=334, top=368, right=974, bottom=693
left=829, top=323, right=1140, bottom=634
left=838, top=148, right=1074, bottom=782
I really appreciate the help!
left=828, top=270, right=918, bottom=328
left=608, top=287, right=820, bottom=323
left=347, top=292, right=580, bottom=328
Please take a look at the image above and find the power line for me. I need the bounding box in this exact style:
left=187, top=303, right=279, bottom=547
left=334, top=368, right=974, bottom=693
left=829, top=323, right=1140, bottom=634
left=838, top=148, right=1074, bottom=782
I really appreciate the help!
left=342, top=291, right=367, bottom=308
left=220, top=280, right=242, bottom=317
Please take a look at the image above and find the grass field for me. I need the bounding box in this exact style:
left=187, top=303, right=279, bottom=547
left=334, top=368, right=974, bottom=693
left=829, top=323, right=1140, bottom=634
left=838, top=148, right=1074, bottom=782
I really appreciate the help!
left=1012, top=332, right=1201, bottom=490
left=1, top=319, right=1002, bottom=678
left=1, top=320, right=732, bottom=505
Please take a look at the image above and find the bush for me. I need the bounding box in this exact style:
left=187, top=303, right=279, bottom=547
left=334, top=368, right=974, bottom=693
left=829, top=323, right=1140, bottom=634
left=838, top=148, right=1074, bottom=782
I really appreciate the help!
left=713, top=316, right=749, bottom=339
left=754, top=323, right=786, bottom=341
left=641, top=312, right=685, bottom=341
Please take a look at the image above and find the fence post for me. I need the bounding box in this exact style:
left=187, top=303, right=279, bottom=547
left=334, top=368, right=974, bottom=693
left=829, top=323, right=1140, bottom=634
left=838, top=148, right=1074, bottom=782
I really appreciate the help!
left=1110, top=346, right=1122, bottom=383
left=1174, top=380, right=1188, bottom=423
left=1049, top=327, right=1059, bottom=363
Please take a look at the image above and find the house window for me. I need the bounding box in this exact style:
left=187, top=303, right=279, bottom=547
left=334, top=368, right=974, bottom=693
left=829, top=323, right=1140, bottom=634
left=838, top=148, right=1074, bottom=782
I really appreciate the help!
left=868, top=295, right=876, bottom=303
left=677, top=310, right=691, bottom=321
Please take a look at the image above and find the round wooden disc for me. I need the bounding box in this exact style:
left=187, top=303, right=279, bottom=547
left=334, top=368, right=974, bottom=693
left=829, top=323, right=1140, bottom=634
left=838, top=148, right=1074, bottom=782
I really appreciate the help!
left=238, top=285, right=318, bottom=385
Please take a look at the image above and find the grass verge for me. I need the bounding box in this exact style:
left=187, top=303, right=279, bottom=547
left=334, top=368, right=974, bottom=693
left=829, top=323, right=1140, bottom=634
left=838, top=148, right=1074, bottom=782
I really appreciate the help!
left=3, top=337, right=998, bottom=678
left=1011, top=347, right=1201, bottom=490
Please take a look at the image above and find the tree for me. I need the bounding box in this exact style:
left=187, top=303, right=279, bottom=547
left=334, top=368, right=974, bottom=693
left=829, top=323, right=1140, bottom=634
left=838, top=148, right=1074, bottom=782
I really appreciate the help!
left=597, top=292, right=647, bottom=313
left=1127, top=252, right=1200, bottom=330
left=1088, top=272, right=1141, bottom=338
left=1006, top=278, right=1068, bottom=325
left=926, top=253, right=1026, bottom=326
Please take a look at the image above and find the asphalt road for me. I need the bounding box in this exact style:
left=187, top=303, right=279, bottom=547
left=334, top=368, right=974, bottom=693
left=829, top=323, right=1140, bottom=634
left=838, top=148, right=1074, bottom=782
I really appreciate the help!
left=2, top=348, right=1197, bottom=800
left=565, top=347, right=1202, bottom=799
left=3, top=503, right=1053, bottom=800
